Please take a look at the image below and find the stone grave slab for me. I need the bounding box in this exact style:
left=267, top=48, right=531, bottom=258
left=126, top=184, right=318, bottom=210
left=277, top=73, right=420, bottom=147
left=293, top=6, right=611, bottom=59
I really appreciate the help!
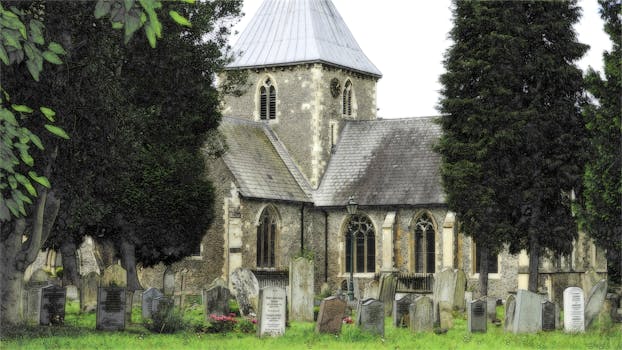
left=25, top=287, right=45, bottom=324
left=585, top=279, right=607, bottom=328
left=231, top=268, right=259, bottom=316
left=315, top=296, right=346, bottom=334
left=504, top=294, right=516, bottom=331
left=80, top=271, right=99, bottom=312
left=563, top=286, right=585, bottom=332
left=364, top=280, right=380, bottom=299
left=439, top=301, right=453, bottom=329
left=378, top=274, right=397, bottom=316
left=393, top=293, right=415, bottom=327
left=96, top=287, right=126, bottom=330
left=453, top=269, right=467, bottom=311
left=142, top=287, right=164, bottom=319
left=541, top=300, right=556, bottom=331
left=433, top=268, right=467, bottom=312
left=486, top=297, right=498, bottom=322
left=65, top=285, right=78, bottom=301
left=409, top=295, right=433, bottom=332
left=512, top=289, right=543, bottom=333
left=40, top=285, right=66, bottom=325
left=357, top=299, right=384, bottom=336
left=203, top=285, right=231, bottom=318
left=163, top=268, right=175, bottom=296
left=289, top=257, right=314, bottom=322
left=467, top=298, right=487, bottom=333
left=355, top=297, right=375, bottom=325
left=257, top=286, right=286, bottom=337
left=100, top=265, right=126, bottom=288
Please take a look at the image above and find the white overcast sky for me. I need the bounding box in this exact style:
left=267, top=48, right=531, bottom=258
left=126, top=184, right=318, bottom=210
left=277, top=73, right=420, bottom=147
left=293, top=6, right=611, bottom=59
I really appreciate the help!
left=231, top=0, right=611, bottom=118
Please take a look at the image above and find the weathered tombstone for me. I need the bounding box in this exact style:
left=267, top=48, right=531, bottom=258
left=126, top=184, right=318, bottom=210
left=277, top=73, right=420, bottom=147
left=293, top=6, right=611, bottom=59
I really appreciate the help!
left=504, top=294, right=516, bottom=331
left=486, top=297, right=498, bottom=322
left=257, top=286, right=286, bottom=337
left=563, top=286, right=585, bottom=332
left=40, top=285, right=66, bottom=325
left=393, top=294, right=415, bottom=327
left=151, top=296, right=173, bottom=317
left=585, top=279, right=607, bottom=328
left=230, top=268, right=260, bottom=316
left=96, top=287, right=126, bottom=331
left=25, top=287, right=45, bottom=324
left=409, top=295, right=433, bottom=332
left=541, top=300, right=556, bottom=331
left=464, top=291, right=473, bottom=305
left=65, top=285, right=78, bottom=301
left=100, top=265, right=127, bottom=288
left=142, top=287, right=164, bottom=319
left=364, top=280, right=380, bottom=299
left=289, top=257, right=314, bottom=322
left=315, top=296, right=347, bottom=334
left=467, top=298, right=487, bottom=333
left=203, top=285, right=231, bottom=318
left=439, top=301, right=453, bottom=329
left=163, top=268, right=175, bottom=296
left=453, top=269, right=467, bottom=311
left=355, top=297, right=375, bottom=325
left=80, top=272, right=99, bottom=312
left=29, top=268, right=49, bottom=286
left=378, top=274, right=397, bottom=316
left=357, top=299, right=384, bottom=336
left=433, top=268, right=466, bottom=313
left=512, top=289, right=543, bottom=333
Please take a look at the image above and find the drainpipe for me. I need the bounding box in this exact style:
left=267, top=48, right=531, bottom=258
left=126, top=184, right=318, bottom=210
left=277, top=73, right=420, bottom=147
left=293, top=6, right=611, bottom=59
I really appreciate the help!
left=300, top=203, right=305, bottom=254
left=324, top=210, right=329, bottom=282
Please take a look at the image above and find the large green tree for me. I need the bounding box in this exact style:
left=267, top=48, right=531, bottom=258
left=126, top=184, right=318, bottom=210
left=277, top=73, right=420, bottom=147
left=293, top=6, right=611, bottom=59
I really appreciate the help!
left=581, top=0, right=621, bottom=285
left=438, top=0, right=589, bottom=293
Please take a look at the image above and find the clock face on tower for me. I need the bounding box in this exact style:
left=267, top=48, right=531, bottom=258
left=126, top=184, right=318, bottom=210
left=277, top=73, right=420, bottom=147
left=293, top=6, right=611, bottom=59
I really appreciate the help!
left=330, top=78, right=341, bottom=98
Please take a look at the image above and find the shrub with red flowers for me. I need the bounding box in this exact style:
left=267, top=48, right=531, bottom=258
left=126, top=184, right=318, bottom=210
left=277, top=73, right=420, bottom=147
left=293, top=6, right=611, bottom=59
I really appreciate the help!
left=207, top=313, right=238, bottom=333
left=236, top=316, right=257, bottom=333
left=342, top=316, right=353, bottom=324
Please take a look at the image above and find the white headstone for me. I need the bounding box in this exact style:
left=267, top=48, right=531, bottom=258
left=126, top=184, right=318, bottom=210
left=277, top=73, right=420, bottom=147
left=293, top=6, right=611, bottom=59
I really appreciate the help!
left=563, top=286, right=585, bottom=333
left=257, top=286, right=286, bottom=337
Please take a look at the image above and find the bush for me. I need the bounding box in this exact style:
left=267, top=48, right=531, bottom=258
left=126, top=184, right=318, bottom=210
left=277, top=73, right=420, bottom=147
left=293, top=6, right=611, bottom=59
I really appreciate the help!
left=236, top=317, right=257, bottom=333
left=206, top=313, right=237, bottom=333
left=144, top=300, right=187, bottom=334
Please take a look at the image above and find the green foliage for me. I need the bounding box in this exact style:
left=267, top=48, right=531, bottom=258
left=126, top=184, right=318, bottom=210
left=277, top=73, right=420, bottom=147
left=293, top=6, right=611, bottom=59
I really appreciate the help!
left=144, top=301, right=188, bottom=334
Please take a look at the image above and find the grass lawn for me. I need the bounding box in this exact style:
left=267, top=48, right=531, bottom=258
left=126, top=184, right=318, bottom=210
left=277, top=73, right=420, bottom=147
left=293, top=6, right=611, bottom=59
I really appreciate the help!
left=1, top=302, right=620, bottom=350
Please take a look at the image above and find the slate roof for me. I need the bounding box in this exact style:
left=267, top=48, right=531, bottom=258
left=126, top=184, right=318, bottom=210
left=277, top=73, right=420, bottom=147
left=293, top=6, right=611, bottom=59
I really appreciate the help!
left=220, top=117, right=312, bottom=203
left=314, top=117, right=446, bottom=207
left=227, top=0, right=382, bottom=77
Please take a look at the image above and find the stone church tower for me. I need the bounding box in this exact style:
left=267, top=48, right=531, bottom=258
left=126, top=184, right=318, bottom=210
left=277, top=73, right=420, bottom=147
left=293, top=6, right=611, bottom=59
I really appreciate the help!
left=221, top=0, right=382, bottom=187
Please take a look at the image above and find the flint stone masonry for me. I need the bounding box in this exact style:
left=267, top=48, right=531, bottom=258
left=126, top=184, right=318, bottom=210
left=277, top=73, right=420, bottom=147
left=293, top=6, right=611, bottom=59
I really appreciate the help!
left=40, top=285, right=66, bottom=325
left=512, top=289, right=543, bottom=333
left=289, top=258, right=314, bottom=322
left=585, top=279, right=607, bottom=329
left=96, top=287, right=126, bottom=331
left=357, top=299, right=384, bottom=336
left=564, top=287, right=585, bottom=332
left=409, top=295, right=433, bottom=333
left=231, top=268, right=259, bottom=316
left=142, top=287, right=164, bottom=319
left=315, top=296, right=346, bottom=334
left=467, top=298, right=487, bottom=333
left=257, top=286, right=287, bottom=337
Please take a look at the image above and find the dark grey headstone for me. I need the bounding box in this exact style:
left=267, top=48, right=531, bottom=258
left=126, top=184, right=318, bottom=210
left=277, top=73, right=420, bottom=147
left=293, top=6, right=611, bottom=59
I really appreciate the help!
left=409, top=295, right=433, bottom=332
left=40, top=285, right=66, bottom=325
left=393, top=294, right=415, bottom=327
left=358, top=299, right=384, bottom=336
left=96, top=287, right=126, bottom=331
left=541, top=300, right=556, bottom=331
left=203, top=285, right=231, bottom=318
left=315, top=296, right=347, bottom=334
left=355, top=297, right=375, bottom=325
left=141, top=287, right=163, bottom=319
left=467, top=298, right=487, bottom=333
left=585, top=279, right=607, bottom=328
left=257, top=286, right=286, bottom=337
left=504, top=295, right=516, bottom=331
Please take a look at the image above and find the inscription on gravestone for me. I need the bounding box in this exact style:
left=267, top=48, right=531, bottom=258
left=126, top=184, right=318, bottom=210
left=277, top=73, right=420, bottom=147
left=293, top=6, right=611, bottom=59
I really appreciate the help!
left=358, top=299, right=384, bottom=337
left=40, top=285, right=66, bottom=325
left=257, top=286, right=286, bottom=337
left=467, top=298, right=487, bottom=333
left=96, top=287, right=126, bottom=331
left=541, top=300, right=556, bottom=331
left=563, top=286, right=585, bottom=332
left=315, top=296, right=347, bottom=334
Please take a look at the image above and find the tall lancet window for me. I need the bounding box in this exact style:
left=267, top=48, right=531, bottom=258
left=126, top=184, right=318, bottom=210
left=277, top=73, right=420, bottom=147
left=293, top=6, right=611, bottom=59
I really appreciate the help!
left=414, top=214, right=435, bottom=273
left=342, top=80, right=352, bottom=116
left=257, top=207, right=278, bottom=268
left=345, top=214, right=375, bottom=273
left=259, top=77, right=276, bottom=120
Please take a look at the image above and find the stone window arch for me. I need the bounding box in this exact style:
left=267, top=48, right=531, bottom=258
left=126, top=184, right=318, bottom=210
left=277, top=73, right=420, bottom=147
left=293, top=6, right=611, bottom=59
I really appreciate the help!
left=413, top=213, right=436, bottom=273
left=258, top=76, right=276, bottom=120
left=342, top=79, right=353, bottom=116
left=345, top=213, right=376, bottom=273
left=256, top=206, right=279, bottom=268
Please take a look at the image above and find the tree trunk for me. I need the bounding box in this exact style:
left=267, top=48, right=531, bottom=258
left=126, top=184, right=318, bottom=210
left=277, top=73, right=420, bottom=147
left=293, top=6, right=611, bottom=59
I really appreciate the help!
left=478, top=244, right=489, bottom=298
left=528, top=231, right=540, bottom=292
left=120, top=239, right=141, bottom=323
left=0, top=223, right=26, bottom=326
left=60, top=240, right=80, bottom=287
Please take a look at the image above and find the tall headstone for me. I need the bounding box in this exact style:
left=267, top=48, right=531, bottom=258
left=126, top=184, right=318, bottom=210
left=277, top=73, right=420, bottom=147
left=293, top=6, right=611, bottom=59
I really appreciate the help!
left=563, top=286, right=585, bottom=332
left=378, top=274, right=397, bottom=316
left=453, top=269, right=467, bottom=311
left=100, top=265, right=127, bottom=288
left=504, top=294, right=516, bottom=331
left=486, top=297, right=498, bottom=322
left=257, top=286, right=286, bottom=337
left=439, top=301, right=453, bottom=329
left=203, top=285, right=231, bottom=318
left=40, top=285, right=66, bottom=325
left=541, top=300, right=556, bottom=331
left=585, top=279, right=607, bottom=328
left=142, top=287, right=164, bottom=319
left=80, top=271, right=99, bottom=312
left=467, top=298, right=487, bottom=333
left=512, top=289, right=543, bottom=333
left=163, top=268, right=175, bottom=296
left=409, top=295, right=433, bottom=332
left=315, top=296, right=347, bottom=334
left=96, top=287, right=126, bottom=331
left=357, top=299, right=384, bottom=336
left=433, top=268, right=466, bottom=312
left=393, top=294, right=415, bottom=327
left=230, top=268, right=260, bottom=316
left=289, top=258, right=314, bottom=322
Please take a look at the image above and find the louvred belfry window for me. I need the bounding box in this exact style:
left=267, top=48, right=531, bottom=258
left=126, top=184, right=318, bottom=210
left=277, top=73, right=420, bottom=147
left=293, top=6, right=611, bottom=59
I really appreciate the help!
left=342, top=80, right=352, bottom=116
left=259, top=78, right=276, bottom=120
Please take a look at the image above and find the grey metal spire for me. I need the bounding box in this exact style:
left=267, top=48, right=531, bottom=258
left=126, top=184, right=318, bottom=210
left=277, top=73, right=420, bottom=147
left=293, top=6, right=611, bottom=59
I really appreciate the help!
left=227, top=0, right=382, bottom=77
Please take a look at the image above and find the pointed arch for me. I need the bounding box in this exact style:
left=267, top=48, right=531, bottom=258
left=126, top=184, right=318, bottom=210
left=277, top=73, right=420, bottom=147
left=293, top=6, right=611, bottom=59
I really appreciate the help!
left=342, top=79, right=353, bottom=116
left=343, top=213, right=376, bottom=273
left=411, top=211, right=438, bottom=273
left=258, top=75, right=277, bottom=120
left=256, top=205, right=280, bottom=268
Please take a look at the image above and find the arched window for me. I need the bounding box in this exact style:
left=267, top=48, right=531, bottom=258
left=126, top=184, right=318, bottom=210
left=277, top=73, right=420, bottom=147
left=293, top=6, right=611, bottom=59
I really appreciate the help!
left=345, top=214, right=375, bottom=273
left=414, top=214, right=435, bottom=273
left=257, top=207, right=278, bottom=268
left=259, top=77, right=276, bottom=120
left=342, top=80, right=352, bottom=116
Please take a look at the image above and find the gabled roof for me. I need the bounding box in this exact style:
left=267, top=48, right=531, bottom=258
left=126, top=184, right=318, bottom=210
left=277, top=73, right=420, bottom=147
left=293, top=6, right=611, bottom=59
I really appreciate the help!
left=314, top=117, right=445, bottom=207
left=220, top=117, right=312, bottom=203
left=227, top=0, right=382, bottom=77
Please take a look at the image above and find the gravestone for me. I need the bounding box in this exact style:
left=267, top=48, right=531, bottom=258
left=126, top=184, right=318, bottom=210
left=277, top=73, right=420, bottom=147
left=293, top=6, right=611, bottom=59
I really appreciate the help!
left=203, top=285, right=231, bottom=318
left=433, top=268, right=466, bottom=312
left=486, top=297, right=498, bottom=322
left=584, top=279, right=607, bottom=328
left=65, top=285, right=78, bottom=301
left=355, top=297, right=375, bottom=325
left=378, top=274, right=397, bottom=316
left=464, top=291, right=473, bottom=305
left=96, top=287, right=126, bottom=331
left=151, top=296, right=174, bottom=317
left=393, top=294, right=415, bottom=327
left=163, top=268, right=175, bottom=296
left=289, top=258, right=314, bottom=322
left=467, top=298, right=487, bottom=333
left=25, top=286, right=45, bottom=324
left=541, top=300, right=556, bottom=331
left=315, top=296, right=347, bottom=334
left=563, top=286, right=585, bottom=332
left=230, top=268, right=260, bottom=316
left=142, top=287, right=164, bottom=319
left=357, top=299, right=384, bottom=336
left=29, top=268, right=49, bottom=286
left=453, top=269, right=467, bottom=311
left=364, top=280, right=380, bottom=299
left=100, top=265, right=126, bottom=288
left=504, top=294, right=516, bottom=331
left=512, top=289, right=543, bottom=333
left=40, top=285, right=66, bottom=325
left=409, top=295, right=433, bottom=332
left=80, top=272, right=99, bottom=312
left=439, top=301, right=453, bottom=329
left=257, top=286, right=286, bottom=337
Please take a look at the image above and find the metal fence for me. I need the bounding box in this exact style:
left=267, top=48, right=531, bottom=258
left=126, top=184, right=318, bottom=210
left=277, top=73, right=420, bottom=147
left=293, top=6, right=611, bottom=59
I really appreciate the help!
left=251, top=269, right=289, bottom=289
left=393, top=272, right=434, bottom=293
